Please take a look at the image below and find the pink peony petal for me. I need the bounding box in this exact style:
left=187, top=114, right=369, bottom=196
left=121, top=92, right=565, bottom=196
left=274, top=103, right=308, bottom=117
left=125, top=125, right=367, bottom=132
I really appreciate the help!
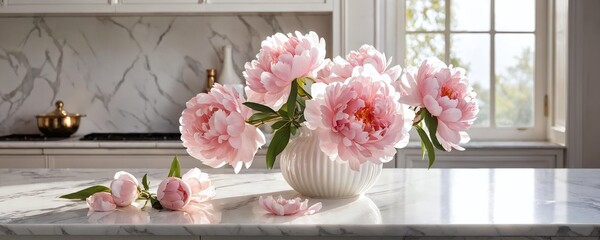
left=86, top=192, right=117, bottom=212
left=259, top=195, right=321, bottom=216
left=423, top=95, right=443, bottom=116
left=304, top=202, right=322, bottom=215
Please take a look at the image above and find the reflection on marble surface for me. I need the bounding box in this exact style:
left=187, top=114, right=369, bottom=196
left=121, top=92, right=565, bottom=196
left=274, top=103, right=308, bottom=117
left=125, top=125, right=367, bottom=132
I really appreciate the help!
left=152, top=202, right=221, bottom=224
left=0, top=14, right=331, bottom=135
left=2, top=168, right=600, bottom=237
left=87, top=205, right=150, bottom=224
left=255, top=196, right=381, bottom=224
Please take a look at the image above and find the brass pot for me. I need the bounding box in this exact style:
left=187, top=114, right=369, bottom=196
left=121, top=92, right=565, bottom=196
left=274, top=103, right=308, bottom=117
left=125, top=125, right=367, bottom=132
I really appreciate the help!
left=36, top=101, right=85, bottom=137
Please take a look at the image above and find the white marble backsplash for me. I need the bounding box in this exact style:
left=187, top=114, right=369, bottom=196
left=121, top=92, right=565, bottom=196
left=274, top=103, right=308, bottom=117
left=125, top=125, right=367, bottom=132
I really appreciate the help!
left=0, top=14, right=331, bottom=135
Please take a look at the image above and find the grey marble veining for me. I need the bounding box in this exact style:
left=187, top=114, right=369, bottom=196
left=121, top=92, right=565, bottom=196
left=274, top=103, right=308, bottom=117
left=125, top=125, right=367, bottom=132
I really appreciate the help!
left=1, top=168, right=600, bottom=237
left=0, top=14, right=331, bottom=135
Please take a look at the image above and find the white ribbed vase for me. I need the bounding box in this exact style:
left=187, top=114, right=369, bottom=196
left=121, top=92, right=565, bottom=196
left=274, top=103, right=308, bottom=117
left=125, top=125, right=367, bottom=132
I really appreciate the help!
left=279, top=129, right=383, bottom=199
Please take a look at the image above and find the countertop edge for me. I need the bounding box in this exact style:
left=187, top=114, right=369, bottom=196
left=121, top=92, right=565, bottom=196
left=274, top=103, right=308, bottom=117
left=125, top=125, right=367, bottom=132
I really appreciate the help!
left=0, top=223, right=598, bottom=237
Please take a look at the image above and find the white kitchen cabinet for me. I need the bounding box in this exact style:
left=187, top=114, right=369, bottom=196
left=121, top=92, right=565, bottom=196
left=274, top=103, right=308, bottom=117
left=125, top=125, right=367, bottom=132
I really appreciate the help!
left=4, top=0, right=109, bottom=4
left=0, top=0, right=116, bottom=13
left=0, top=155, right=46, bottom=168
left=120, top=0, right=199, bottom=3
left=397, top=145, right=565, bottom=168
left=115, top=0, right=332, bottom=13
left=0, top=0, right=334, bottom=14
left=48, top=155, right=205, bottom=169
left=114, top=0, right=204, bottom=13
left=203, top=0, right=332, bottom=13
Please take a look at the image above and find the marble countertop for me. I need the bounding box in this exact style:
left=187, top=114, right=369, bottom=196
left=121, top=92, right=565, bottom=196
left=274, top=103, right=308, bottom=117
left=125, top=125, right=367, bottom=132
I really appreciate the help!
left=0, top=168, right=598, bottom=237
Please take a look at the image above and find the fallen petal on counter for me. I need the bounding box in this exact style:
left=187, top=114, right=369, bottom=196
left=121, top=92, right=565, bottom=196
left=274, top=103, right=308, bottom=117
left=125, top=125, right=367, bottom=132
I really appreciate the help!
left=86, top=192, right=116, bottom=213
left=258, top=195, right=322, bottom=216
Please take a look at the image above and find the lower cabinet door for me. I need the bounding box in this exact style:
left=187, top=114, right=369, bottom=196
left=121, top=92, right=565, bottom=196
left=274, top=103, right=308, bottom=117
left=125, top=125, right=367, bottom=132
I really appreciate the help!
left=49, top=155, right=204, bottom=169
left=0, top=155, right=46, bottom=168
left=398, top=148, right=564, bottom=168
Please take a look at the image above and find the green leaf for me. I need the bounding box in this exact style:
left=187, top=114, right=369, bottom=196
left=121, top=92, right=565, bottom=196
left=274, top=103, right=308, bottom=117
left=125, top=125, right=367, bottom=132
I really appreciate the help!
left=290, top=125, right=297, bottom=136
left=248, top=112, right=279, bottom=122
left=297, top=77, right=314, bottom=99
left=266, top=124, right=291, bottom=169
left=415, top=124, right=436, bottom=169
left=277, top=106, right=288, bottom=118
left=168, top=155, right=181, bottom=178
left=271, top=120, right=288, bottom=130
left=150, top=196, right=163, bottom=210
left=243, top=102, right=277, bottom=114
left=296, top=95, right=306, bottom=109
left=287, top=81, right=298, bottom=118
left=298, top=84, right=312, bottom=99
left=298, top=114, right=306, bottom=123
left=423, top=109, right=446, bottom=151
left=59, top=185, right=110, bottom=200
left=420, top=138, right=426, bottom=159
left=142, top=174, right=149, bottom=191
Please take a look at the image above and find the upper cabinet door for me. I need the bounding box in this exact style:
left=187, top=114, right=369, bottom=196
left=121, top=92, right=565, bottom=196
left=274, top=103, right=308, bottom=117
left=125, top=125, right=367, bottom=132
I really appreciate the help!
left=5, top=0, right=110, bottom=4
left=115, top=0, right=205, bottom=12
left=0, top=0, right=332, bottom=13
left=0, top=0, right=116, bottom=13
left=119, top=0, right=201, bottom=3
left=204, top=0, right=332, bottom=13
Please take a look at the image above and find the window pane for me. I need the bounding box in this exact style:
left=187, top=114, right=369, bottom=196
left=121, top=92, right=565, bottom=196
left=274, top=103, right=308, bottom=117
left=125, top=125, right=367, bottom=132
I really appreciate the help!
left=495, top=34, right=535, bottom=127
left=495, top=0, right=535, bottom=32
left=450, top=33, right=490, bottom=127
left=406, top=0, right=446, bottom=31
left=406, top=33, right=445, bottom=67
left=451, top=0, right=490, bottom=31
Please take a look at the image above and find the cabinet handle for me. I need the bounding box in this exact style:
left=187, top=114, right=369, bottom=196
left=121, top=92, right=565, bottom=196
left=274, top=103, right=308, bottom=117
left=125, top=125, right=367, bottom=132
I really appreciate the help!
left=109, top=0, right=118, bottom=4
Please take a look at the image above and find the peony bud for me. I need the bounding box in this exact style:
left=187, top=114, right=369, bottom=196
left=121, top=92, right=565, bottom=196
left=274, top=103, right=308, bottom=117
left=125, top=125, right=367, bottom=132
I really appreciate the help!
left=157, top=177, right=192, bottom=210
left=110, top=171, right=139, bottom=207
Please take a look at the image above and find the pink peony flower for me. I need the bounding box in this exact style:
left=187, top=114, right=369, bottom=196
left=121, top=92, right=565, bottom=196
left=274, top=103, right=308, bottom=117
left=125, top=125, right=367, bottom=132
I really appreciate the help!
left=110, top=171, right=139, bottom=207
left=305, top=65, right=413, bottom=171
left=182, top=168, right=215, bottom=203
left=180, top=83, right=266, bottom=173
left=157, top=177, right=192, bottom=210
left=396, top=57, right=446, bottom=107
left=258, top=195, right=322, bottom=216
left=244, top=31, right=327, bottom=111
left=398, top=57, right=479, bottom=151
left=317, top=45, right=402, bottom=84
left=86, top=192, right=117, bottom=212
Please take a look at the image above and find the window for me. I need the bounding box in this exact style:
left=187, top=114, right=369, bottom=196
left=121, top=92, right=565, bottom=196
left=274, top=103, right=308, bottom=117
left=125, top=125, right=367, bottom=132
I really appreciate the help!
left=399, top=0, right=547, bottom=140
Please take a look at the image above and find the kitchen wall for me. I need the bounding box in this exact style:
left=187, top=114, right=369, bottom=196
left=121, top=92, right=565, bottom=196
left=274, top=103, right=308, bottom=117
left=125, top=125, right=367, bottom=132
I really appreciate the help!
left=0, top=14, right=331, bottom=135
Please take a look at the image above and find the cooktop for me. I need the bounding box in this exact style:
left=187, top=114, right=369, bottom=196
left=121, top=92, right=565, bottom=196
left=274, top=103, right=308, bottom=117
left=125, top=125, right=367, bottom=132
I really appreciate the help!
left=79, top=133, right=181, bottom=141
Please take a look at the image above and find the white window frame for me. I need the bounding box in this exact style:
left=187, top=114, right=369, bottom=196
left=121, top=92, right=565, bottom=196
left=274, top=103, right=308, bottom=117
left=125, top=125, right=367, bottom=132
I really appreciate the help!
left=394, top=0, right=549, bottom=141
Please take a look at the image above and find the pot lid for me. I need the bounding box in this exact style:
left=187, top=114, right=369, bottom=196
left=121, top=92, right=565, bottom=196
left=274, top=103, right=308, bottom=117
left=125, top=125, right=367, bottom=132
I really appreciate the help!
left=38, top=101, right=81, bottom=117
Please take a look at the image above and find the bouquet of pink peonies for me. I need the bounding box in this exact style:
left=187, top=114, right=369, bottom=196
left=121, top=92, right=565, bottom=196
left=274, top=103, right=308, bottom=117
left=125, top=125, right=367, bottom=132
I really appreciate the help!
left=180, top=31, right=479, bottom=173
